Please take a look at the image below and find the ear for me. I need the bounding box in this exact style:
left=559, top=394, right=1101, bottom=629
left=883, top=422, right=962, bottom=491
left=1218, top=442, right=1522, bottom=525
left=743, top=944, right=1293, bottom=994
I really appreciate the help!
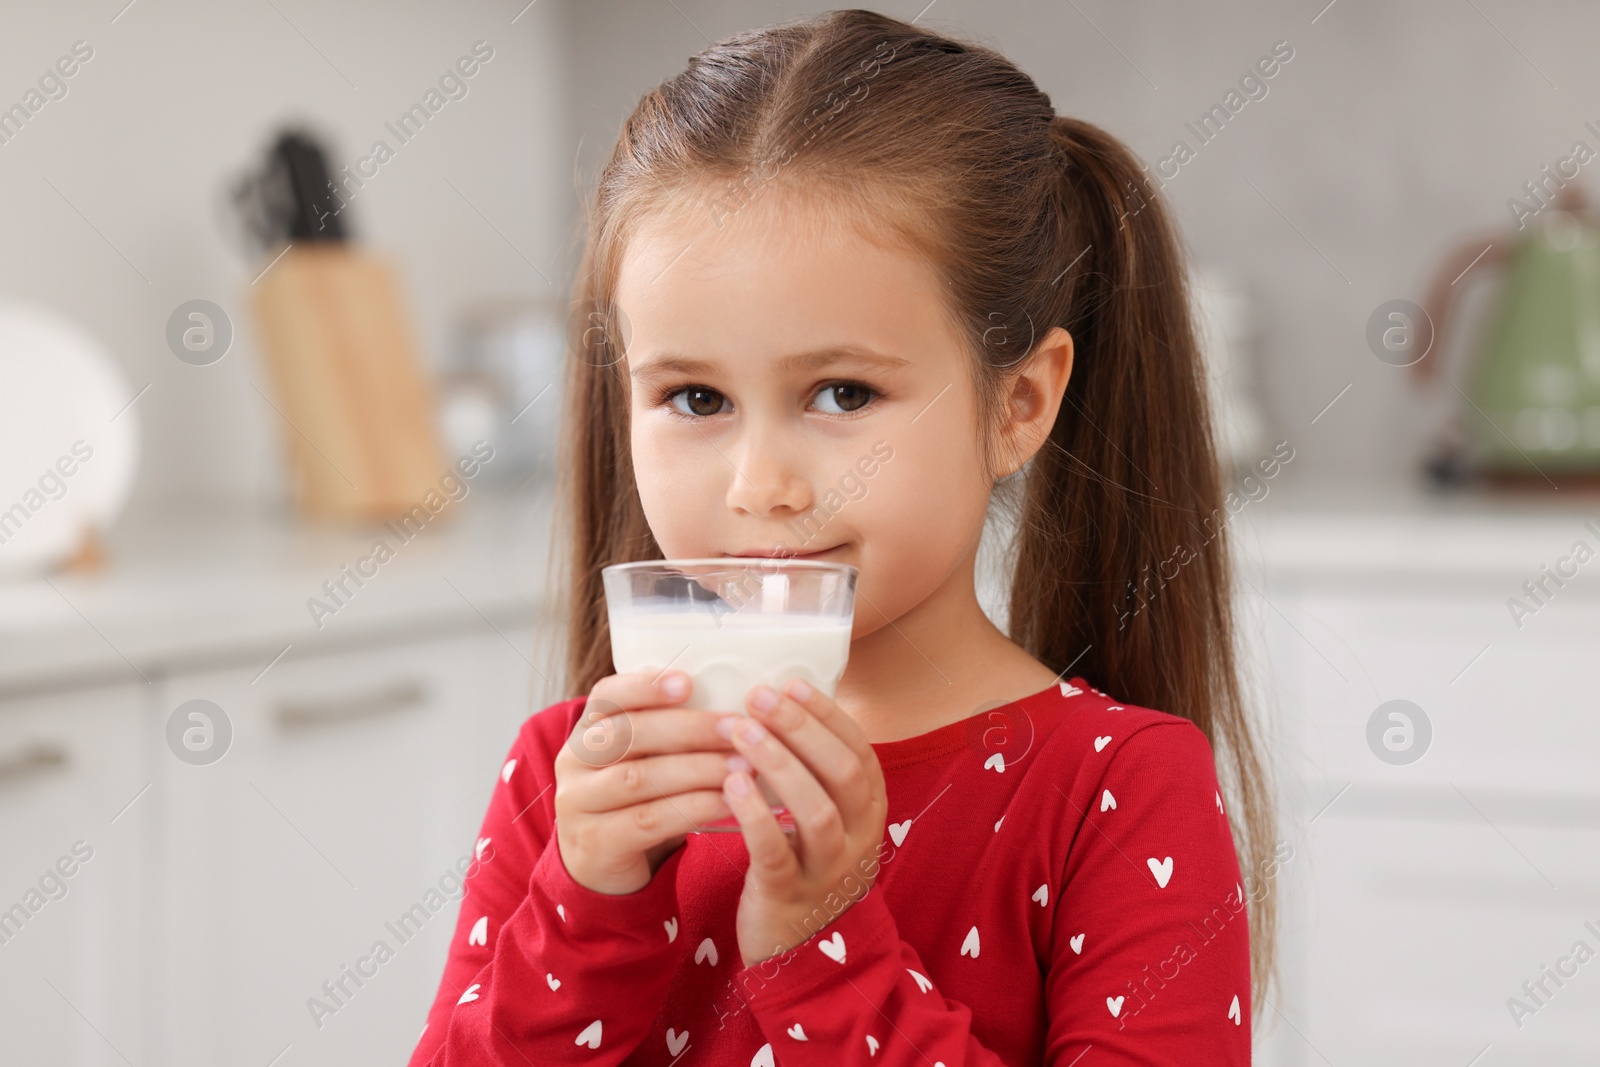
left=994, top=326, right=1073, bottom=478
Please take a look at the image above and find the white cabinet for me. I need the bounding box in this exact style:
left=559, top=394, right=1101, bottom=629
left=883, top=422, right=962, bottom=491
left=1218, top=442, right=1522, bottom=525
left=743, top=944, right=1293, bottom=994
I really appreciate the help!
left=1265, top=580, right=1600, bottom=1065
left=0, top=491, right=558, bottom=1064
left=151, top=627, right=540, bottom=1067
left=0, top=682, right=150, bottom=1066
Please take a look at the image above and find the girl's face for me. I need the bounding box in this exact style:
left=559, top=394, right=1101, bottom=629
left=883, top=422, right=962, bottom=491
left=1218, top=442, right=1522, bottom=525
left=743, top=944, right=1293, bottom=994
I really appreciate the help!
left=614, top=197, right=1031, bottom=638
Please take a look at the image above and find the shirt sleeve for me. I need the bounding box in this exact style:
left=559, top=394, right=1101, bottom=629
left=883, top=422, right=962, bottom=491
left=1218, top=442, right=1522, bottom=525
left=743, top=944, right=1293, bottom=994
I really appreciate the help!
left=407, top=702, right=693, bottom=1067
left=724, top=719, right=1252, bottom=1067
left=1042, top=719, right=1252, bottom=1064
left=732, top=882, right=1005, bottom=1064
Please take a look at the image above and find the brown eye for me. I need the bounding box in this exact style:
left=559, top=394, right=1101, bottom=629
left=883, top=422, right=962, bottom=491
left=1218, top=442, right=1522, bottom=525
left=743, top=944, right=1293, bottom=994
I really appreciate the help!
left=668, top=387, right=726, bottom=417
left=815, top=382, right=874, bottom=414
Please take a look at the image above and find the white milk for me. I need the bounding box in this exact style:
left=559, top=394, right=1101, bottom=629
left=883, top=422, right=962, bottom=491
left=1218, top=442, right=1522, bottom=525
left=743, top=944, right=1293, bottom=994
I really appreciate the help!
left=609, top=611, right=852, bottom=713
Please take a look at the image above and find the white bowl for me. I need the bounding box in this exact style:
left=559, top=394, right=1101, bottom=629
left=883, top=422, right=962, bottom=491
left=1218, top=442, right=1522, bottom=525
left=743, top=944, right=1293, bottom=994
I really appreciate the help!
left=0, top=301, right=139, bottom=578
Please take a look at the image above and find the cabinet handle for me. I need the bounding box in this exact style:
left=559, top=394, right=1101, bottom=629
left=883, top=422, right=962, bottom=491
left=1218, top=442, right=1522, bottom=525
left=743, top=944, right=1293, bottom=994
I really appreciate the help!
left=0, top=740, right=70, bottom=787
left=274, top=680, right=428, bottom=732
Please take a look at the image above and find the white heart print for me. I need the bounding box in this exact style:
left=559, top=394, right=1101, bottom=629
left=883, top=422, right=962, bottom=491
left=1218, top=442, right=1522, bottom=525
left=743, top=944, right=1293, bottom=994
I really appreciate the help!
left=888, top=819, right=911, bottom=846
left=664, top=917, right=678, bottom=942
left=1031, top=884, right=1048, bottom=906
left=1148, top=856, right=1174, bottom=888
left=866, top=1035, right=880, bottom=1055
left=1094, top=735, right=1112, bottom=752
left=960, top=925, right=980, bottom=958
left=575, top=1020, right=602, bottom=1049
left=907, top=968, right=933, bottom=993
left=752, top=1042, right=775, bottom=1067
left=818, top=931, right=846, bottom=963
left=1100, top=789, right=1116, bottom=812
left=993, top=816, right=1005, bottom=832
left=458, top=984, right=481, bottom=1005
left=695, top=937, right=718, bottom=966
left=556, top=904, right=566, bottom=923
left=1228, top=994, right=1241, bottom=1025
left=787, top=1023, right=808, bottom=1041
left=468, top=915, right=488, bottom=946
left=667, top=1028, right=689, bottom=1055
left=546, top=972, right=561, bottom=991
left=1106, top=995, right=1124, bottom=1018
left=501, top=759, right=516, bottom=783
left=1060, top=681, right=1082, bottom=697
left=983, top=752, right=1005, bottom=773
left=1069, top=933, right=1084, bottom=954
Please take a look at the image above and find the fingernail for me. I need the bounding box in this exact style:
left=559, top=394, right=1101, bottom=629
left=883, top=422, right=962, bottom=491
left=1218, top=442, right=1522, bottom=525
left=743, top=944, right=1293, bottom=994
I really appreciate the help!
left=715, top=716, right=738, bottom=739
left=786, top=678, right=813, bottom=701
left=750, top=684, right=778, bottom=712
left=726, top=771, right=750, bottom=797
left=661, top=673, right=688, bottom=698
left=727, top=754, right=752, bottom=774
left=740, top=718, right=766, bottom=743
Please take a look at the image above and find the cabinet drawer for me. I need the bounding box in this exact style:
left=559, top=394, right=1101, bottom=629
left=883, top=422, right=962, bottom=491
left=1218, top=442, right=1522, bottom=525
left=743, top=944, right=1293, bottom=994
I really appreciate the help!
left=1273, top=587, right=1600, bottom=799
left=154, top=627, right=537, bottom=1067
left=1298, top=816, right=1600, bottom=1065
left=0, top=683, right=148, bottom=1066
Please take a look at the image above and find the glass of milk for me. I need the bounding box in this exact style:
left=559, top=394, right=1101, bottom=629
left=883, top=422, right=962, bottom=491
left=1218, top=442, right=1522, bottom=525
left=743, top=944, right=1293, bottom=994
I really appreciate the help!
left=601, top=558, right=858, bottom=833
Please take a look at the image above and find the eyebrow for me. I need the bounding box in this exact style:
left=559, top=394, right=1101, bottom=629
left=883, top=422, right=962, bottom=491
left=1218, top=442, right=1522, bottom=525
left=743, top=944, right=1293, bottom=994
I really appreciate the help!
left=628, top=345, right=911, bottom=383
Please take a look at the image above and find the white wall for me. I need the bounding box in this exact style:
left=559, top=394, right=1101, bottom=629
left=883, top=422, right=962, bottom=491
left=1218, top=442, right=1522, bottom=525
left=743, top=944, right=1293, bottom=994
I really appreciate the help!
left=6, top=0, right=1592, bottom=506
left=0, top=0, right=574, bottom=512
left=566, top=0, right=1599, bottom=492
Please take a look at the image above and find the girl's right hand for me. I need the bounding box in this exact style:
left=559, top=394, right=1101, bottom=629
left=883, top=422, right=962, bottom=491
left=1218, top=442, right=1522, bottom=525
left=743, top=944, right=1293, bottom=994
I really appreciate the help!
left=553, top=669, right=741, bottom=895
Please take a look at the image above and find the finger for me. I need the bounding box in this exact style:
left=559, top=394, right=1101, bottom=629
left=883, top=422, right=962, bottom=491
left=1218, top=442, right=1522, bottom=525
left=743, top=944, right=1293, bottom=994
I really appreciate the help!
left=725, top=715, right=843, bottom=859
left=567, top=708, right=736, bottom=768
left=623, top=709, right=740, bottom=755
left=744, top=684, right=870, bottom=811
left=588, top=669, right=693, bottom=713
left=570, top=670, right=695, bottom=766
left=574, top=750, right=747, bottom=815
left=781, top=678, right=886, bottom=795
left=597, top=789, right=733, bottom=853
left=722, top=770, right=800, bottom=883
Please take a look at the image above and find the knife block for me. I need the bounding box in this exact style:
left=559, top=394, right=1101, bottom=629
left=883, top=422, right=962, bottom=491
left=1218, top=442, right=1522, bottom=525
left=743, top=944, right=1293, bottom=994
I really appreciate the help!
left=250, top=244, right=448, bottom=521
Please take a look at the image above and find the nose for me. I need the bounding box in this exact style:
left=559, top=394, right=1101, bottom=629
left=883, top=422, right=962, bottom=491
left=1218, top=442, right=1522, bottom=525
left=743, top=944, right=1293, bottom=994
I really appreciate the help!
left=723, top=420, right=813, bottom=519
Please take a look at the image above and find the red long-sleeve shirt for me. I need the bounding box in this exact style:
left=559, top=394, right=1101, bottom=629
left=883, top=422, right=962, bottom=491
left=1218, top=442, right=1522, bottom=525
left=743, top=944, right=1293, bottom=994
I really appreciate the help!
left=407, top=677, right=1252, bottom=1066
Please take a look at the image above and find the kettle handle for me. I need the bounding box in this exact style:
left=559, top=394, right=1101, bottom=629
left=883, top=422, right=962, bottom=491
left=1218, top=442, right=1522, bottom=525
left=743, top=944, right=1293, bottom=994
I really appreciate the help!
left=1412, top=232, right=1511, bottom=381
left=1415, top=184, right=1592, bottom=382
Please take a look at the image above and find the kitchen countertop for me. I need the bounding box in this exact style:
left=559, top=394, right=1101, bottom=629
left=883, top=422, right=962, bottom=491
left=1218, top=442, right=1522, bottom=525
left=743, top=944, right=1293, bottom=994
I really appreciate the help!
left=4, top=474, right=1598, bottom=699
left=1234, top=478, right=1600, bottom=587
left=0, top=481, right=562, bottom=699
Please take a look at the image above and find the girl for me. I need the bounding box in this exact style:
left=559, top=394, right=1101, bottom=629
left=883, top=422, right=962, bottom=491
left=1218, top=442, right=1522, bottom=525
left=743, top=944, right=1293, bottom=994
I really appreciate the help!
left=410, top=9, right=1277, bottom=1065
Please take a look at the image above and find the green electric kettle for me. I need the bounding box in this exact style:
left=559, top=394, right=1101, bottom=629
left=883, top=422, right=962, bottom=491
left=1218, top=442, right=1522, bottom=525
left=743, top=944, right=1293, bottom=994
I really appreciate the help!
left=1418, top=183, right=1600, bottom=488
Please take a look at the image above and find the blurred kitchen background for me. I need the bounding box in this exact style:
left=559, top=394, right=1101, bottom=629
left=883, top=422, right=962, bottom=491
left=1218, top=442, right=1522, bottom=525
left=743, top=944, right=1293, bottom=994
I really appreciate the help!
left=3, top=0, right=1599, bottom=1063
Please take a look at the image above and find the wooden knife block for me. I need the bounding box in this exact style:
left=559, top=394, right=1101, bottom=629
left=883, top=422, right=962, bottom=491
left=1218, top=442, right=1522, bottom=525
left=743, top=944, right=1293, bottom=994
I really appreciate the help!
left=250, top=244, right=447, bottom=521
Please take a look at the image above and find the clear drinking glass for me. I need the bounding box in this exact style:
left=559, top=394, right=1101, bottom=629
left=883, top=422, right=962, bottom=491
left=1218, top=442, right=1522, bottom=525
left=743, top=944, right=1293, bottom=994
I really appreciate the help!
left=601, top=558, right=858, bottom=833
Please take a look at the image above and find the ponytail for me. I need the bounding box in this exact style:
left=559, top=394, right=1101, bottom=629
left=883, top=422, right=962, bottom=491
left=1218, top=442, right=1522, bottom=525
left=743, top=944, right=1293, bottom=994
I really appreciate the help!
left=1004, top=114, right=1278, bottom=1006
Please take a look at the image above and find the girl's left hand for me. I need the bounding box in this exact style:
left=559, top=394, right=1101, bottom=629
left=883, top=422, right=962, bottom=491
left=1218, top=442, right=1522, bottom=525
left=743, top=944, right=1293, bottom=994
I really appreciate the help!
left=717, top=678, right=888, bottom=969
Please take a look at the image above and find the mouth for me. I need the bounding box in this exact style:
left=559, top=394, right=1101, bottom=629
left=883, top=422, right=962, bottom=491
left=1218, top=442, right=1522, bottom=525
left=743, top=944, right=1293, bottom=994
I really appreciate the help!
left=723, top=544, right=845, bottom=561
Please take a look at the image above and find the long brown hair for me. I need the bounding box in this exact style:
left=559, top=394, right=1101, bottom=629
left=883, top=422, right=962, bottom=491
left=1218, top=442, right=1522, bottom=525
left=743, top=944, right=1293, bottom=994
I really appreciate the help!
left=545, top=8, right=1278, bottom=1013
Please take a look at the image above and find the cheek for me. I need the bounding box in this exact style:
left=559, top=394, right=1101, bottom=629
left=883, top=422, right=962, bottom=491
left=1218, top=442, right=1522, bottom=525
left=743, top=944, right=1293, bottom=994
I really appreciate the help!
left=868, top=463, right=984, bottom=561
left=631, top=418, right=733, bottom=555
left=849, top=425, right=991, bottom=628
